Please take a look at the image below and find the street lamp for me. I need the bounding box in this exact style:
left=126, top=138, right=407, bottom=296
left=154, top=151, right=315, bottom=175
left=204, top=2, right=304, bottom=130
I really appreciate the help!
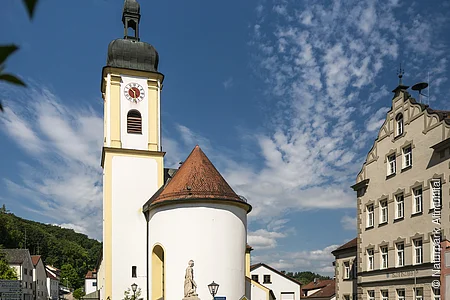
left=131, top=283, right=138, bottom=300
left=208, top=281, right=219, bottom=299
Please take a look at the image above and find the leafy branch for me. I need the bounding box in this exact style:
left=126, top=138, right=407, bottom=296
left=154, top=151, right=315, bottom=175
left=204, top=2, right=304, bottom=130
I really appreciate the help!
left=0, top=0, right=39, bottom=112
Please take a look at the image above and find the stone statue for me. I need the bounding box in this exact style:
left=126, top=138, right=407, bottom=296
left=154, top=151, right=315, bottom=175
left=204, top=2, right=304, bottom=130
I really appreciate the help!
left=183, top=260, right=199, bottom=299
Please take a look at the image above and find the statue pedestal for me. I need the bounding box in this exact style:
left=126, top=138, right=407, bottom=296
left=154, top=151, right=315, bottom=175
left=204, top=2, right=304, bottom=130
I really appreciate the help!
left=183, top=297, right=200, bottom=300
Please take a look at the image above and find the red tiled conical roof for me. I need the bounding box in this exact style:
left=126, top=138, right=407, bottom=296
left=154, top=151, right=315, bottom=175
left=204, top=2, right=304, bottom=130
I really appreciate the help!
left=146, top=145, right=251, bottom=212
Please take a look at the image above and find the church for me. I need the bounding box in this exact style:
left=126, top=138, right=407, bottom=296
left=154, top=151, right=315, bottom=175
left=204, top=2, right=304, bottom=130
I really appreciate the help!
left=95, top=1, right=256, bottom=299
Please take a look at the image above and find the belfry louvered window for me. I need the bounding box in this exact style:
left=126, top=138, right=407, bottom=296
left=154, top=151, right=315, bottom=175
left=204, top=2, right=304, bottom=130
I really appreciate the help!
left=127, top=110, right=142, bottom=134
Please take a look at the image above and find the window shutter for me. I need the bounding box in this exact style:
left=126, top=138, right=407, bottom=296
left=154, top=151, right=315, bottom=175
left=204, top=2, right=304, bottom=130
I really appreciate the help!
left=127, top=110, right=142, bottom=134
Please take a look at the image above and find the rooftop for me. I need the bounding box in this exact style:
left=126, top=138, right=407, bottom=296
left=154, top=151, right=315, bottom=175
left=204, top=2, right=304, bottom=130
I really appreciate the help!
left=144, top=145, right=251, bottom=212
left=1, top=249, right=31, bottom=264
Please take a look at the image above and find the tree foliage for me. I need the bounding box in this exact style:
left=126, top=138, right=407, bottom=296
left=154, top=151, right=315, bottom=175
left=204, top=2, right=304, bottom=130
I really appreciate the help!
left=0, top=206, right=101, bottom=289
left=281, top=270, right=331, bottom=285
left=0, top=0, right=40, bottom=112
left=123, top=287, right=142, bottom=300
left=73, top=287, right=86, bottom=300
left=0, top=246, right=18, bottom=280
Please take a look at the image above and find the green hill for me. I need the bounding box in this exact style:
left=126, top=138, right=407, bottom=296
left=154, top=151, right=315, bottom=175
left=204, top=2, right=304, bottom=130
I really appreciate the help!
left=0, top=205, right=101, bottom=289
left=281, top=270, right=332, bottom=285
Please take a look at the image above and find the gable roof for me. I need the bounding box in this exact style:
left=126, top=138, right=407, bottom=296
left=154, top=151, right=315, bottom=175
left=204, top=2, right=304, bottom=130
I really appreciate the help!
left=303, top=280, right=335, bottom=299
left=354, top=86, right=450, bottom=183
left=31, top=255, right=41, bottom=266
left=1, top=249, right=31, bottom=264
left=250, top=263, right=302, bottom=286
left=46, top=270, right=58, bottom=280
left=302, top=279, right=334, bottom=291
left=143, top=145, right=251, bottom=212
left=85, top=270, right=97, bottom=279
left=331, top=238, right=357, bottom=255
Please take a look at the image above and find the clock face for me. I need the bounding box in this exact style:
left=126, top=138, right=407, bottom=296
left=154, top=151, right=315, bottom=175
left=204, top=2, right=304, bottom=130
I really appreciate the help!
left=124, top=82, right=145, bottom=103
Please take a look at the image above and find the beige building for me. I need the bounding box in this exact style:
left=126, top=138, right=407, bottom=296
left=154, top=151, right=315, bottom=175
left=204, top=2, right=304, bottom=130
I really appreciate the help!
left=351, top=83, right=450, bottom=300
left=332, top=238, right=357, bottom=300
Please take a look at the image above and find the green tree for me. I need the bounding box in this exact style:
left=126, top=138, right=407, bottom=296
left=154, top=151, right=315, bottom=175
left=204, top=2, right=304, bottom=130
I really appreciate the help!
left=0, top=0, right=39, bottom=111
left=73, top=287, right=85, bottom=300
left=0, top=248, right=17, bottom=280
left=60, top=263, right=78, bottom=288
left=123, top=287, right=142, bottom=300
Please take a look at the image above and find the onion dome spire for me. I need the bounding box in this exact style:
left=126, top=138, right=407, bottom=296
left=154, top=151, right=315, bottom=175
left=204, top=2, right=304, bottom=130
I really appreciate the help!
left=106, top=0, right=159, bottom=72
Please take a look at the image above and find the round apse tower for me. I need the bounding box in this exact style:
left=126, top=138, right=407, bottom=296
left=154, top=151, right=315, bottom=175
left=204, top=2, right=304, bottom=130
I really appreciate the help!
left=143, top=145, right=252, bottom=300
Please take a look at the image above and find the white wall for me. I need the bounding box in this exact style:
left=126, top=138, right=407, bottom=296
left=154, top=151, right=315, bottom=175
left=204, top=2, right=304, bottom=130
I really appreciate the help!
left=250, top=265, right=301, bottom=300
left=148, top=202, right=248, bottom=300
left=33, top=259, right=49, bottom=300
left=11, top=258, right=33, bottom=297
left=111, top=155, right=159, bottom=300
left=120, top=75, right=149, bottom=150
left=97, top=259, right=105, bottom=300
left=85, top=278, right=97, bottom=295
left=46, top=277, right=59, bottom=300
left=251, top=282, right=269, bottom=300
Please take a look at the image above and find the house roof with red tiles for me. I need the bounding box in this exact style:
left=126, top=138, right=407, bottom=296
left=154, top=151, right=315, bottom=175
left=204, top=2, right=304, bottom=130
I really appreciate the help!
left=302, top=279, right=334, bottom=291
left=302, top=280, right=335, bottom=299
left=331, top=238, right=357, bottom=255
left=46, top=270, right=58, bottom=280
left=143, top=145, right=251, bottom=212
left=31, top=255, right=41, bottom=266
left=85, top=270, right=97, bottom=279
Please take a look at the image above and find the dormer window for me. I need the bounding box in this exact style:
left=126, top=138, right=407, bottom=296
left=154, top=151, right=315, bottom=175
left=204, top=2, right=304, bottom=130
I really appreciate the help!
left=127, top=110, right=142, bottom=134
left=395, top=113, right=403, bottom=136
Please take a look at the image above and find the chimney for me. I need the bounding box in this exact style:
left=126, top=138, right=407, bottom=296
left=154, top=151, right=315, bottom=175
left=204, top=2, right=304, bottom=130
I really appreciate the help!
left=313, top=278, right=318, bottom=284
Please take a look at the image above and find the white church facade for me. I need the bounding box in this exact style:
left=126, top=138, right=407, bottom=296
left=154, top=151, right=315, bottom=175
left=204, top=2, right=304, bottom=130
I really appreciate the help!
left=95, top=1, right=258, bottom=299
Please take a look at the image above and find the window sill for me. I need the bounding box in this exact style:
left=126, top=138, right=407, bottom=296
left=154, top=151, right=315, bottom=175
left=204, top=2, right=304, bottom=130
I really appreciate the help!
left=394, top=217, right=404, bottom=223
left=394, top=132, right=406, bottom=140
left=263, top=282, right=272, bottom=284
left=378, top=221, right=388, bottom=227
left=401, top=165, right=412, bottom=172
left=411, top=211, right=423, bottom=217
left=386, top=173, right=396, bottom=180
left=366, top=225, right=374, bottom=230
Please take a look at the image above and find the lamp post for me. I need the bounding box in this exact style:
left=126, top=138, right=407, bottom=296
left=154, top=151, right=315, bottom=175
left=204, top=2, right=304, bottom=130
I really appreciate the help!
left=131, top=283, right=138, bottom=300
left=208, top=281, right=219, bottom=300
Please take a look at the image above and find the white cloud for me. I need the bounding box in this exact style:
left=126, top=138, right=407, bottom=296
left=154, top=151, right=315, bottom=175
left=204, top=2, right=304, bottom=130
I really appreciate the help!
left=0, top=84, right=103, bottom=240
left=248, top=229, right=287, bottom=250
left=251, top=244, right=339, bottom=275
left=366, top=106, right=389, bottom=132
left=341, top=215, right=357, bottom=231
left=222, top=77, right=234, bottom=89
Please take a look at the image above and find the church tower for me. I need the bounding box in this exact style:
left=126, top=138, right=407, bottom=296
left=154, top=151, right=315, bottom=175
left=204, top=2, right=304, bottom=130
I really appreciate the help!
left=100, top=0, right=164, bottom=298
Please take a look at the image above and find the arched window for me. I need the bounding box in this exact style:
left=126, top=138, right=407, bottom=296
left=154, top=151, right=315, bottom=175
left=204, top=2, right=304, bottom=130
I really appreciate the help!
left=152, top=245, right=164, bottom=300
left=395, top=113, right=403, bottom=136
left=127, top=110, right=142, bottom=134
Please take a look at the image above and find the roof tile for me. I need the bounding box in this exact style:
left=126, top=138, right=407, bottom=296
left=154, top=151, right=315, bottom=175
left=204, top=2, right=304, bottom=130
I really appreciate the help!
left=146, top=145, right=251, bottom=211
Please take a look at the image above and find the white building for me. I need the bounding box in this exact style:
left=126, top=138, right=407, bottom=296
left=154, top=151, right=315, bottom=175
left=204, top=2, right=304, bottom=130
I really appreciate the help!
left=96, top=1, right=253, bottom=299
left=45, top=268, right=59, bottom=300
left=2, top=249, right=34, bottom=300
left=31, top=255, right=49, bottom=300
left=250, top=263, right=302, bottom=300
left=84, top=270, right=97, bottom=296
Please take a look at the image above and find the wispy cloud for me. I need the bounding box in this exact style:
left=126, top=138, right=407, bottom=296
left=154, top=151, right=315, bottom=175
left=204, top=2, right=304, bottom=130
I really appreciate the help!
left=222, top=77, right=234, bottom=90
left=341, top=215, right=357, bottom=231
left=252, top=244, right=339, bottom=275
left=0, top=84, right=104, bottom=239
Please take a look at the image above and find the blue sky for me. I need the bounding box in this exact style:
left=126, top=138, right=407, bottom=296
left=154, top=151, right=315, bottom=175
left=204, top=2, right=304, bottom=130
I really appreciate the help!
left=1, top=0, right=450, bottom=275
